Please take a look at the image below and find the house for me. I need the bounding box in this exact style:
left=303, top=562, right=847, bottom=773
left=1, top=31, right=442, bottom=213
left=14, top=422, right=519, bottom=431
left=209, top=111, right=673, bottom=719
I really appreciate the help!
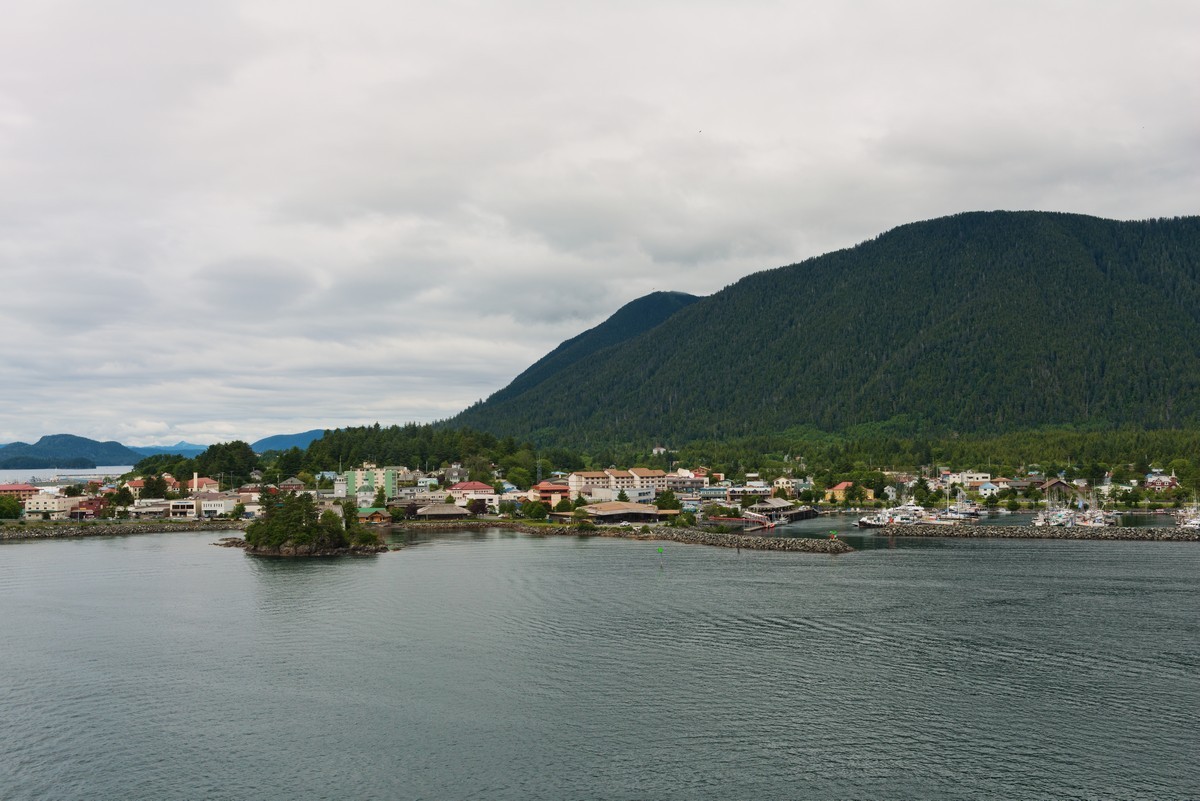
left=945, top=471, right=991, bottom=486
left=442, top=464, right=470, bottom=484
left=1144, top=470, right=1179, bottom=492
left=186, top=475, right=220, bottom=493
left=826, top=481, right=874, bottom=502
left=278, top=476, right=307, bottom=493
left=1039, top=478, right=1079, bottom=501
left=773, top=476, right=798, bottom=495
left=357, top=507, right=392, bottom=524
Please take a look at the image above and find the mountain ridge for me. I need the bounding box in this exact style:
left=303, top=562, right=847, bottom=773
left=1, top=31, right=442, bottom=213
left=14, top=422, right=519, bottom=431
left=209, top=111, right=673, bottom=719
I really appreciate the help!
left=0, top=434, right=144, bottom=469
left=450, top=210, right=1200, bottom=445
left=476, top=290, right=701, bottom=408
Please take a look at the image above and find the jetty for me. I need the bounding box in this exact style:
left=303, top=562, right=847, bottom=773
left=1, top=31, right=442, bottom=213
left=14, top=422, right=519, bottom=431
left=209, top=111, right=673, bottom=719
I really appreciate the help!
left=882, top=523, right=1200, bottom=542
left=0, top=519, right=246, bottom=541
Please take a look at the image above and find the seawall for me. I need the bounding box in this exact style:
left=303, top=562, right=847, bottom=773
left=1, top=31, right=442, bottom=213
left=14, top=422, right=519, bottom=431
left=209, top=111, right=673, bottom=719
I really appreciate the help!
left=884, top=524, right=1200, bottom=542
left=560, top=526, right=854, bottom=553
left=0, top=520, right=248, bottom=541
left=394, top=520, right=853, bottom=553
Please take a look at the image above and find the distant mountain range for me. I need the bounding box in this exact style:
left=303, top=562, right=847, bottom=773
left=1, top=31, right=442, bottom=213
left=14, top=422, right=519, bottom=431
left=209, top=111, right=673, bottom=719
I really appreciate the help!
left=251, top=430, right=329, bottom=452
left=128, top=442, right=209, bottom=458
left=0, top=429, right=335, bottom=470
left=0, top=435, right=145, bottom=470
left=450, top=211, right=1200, bottom=445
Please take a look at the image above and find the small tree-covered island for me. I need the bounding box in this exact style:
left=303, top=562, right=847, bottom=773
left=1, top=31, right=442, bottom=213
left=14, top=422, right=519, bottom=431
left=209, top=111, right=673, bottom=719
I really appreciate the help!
left=239, top=491, right=387, bottom=556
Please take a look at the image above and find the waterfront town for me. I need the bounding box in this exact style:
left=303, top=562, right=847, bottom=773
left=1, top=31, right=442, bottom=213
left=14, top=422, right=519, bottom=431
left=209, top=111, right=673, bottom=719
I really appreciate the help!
left=0, top=460, right=1190, bottom=528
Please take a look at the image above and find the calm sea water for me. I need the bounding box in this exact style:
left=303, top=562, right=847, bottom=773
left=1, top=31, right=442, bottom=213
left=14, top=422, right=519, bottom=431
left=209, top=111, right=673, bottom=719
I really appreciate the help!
left=0, top=466, right=133, bottom=484
left=1, top=529, right=1197, bottom=800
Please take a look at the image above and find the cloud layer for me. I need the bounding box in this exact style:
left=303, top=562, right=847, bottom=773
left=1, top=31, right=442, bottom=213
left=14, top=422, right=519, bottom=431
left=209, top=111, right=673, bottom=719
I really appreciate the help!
left=2, top=0, right=1197, bottom=444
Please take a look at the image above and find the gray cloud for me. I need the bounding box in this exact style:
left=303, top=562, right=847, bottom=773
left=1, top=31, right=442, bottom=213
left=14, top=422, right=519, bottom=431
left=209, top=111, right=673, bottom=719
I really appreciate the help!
left=1, top=0, right=1197, bottom=445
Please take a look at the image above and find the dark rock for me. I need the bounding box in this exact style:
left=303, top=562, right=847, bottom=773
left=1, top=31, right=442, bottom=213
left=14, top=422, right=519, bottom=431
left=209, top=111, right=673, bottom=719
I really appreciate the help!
left=883, top=524, right=1200, bottom=542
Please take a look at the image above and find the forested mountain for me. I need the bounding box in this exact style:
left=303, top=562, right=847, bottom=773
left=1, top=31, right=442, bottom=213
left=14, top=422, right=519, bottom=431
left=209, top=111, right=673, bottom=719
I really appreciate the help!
left=484, top=290, right=700, bottom=406
left=251, top=429, right=329, bottom=453
left=0, top=434, right=143, bottom=469
left=451, top=211, right=1200, bottom=446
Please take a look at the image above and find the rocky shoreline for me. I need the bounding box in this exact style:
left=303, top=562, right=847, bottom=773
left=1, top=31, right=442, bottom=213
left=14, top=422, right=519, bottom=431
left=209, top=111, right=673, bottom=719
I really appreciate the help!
left=0, top=520, right=247, bottom=541
left=214, top=537, right=389, bottom=557
left=884, top=523, right=1200, bottom=541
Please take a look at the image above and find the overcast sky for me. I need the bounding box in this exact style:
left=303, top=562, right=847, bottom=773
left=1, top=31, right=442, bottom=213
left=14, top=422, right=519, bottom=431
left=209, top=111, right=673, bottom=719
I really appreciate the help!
left=2, top=0, right=1197, bottom=446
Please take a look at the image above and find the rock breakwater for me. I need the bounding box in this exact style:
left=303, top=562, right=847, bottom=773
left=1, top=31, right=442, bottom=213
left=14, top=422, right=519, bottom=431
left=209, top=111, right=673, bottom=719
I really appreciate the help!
left=885, top=524, right=1200, bottom=542
left=0, top=520, right=246, bottom=541
left=537, top=525, right=853, bottom=553
left=394, top=519, right=852, bottom=553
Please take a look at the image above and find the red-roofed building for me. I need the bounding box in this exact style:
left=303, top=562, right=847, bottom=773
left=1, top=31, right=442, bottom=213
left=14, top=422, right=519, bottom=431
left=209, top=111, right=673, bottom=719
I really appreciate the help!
left=531, top=481, right=570, bottom=506
left=1144, top=470, right=1180, bottom=492
left=187, top=476, right=219, bottom=493
left=0, top=483, right=38, bottom=503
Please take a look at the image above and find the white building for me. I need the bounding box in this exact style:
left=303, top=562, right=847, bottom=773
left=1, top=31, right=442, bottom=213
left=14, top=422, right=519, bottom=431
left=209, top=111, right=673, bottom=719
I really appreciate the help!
left=170, top=499, right=199, bottom=519
left=629, top=468, right=668, bottom=496
left=568, top=471, right=613, bottom=496
left=24, top=493, right=80, bottom=520
left=587, top=486, right=654, bottom=504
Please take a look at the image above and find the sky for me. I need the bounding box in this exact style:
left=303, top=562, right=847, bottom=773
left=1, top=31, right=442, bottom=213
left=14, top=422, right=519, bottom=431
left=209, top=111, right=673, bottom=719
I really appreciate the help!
left=2, top=0, right=1198, bottom=446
